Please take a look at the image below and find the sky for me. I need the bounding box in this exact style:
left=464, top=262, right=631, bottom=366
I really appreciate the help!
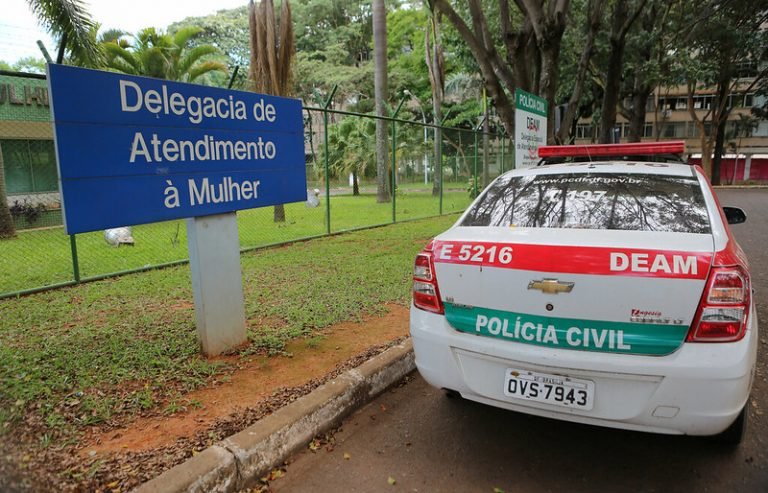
left=0, top=0, right=249, bottom=64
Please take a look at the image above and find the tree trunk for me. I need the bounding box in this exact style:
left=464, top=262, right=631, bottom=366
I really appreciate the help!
left=712, top=115, right=728, bottom=186
left=626, top=87, right=652, bottom=142
left=432, top=107, right=442, bottom=197
left=599, top=1, right=628, bottom=144
left=373, top=0, right=390, bottom=203
left=539, top=40, right=564, bottom=144
left=482, top=92, right=490, bottom=187
left=0, top=142, right=16, bottom=239
left=556, top=0, right=604, bottom=144
left=425, top=10, right=445, bottom=197
left=599, top=0, right=647, bottom=144
left=352, top=169, right=360, bottom=196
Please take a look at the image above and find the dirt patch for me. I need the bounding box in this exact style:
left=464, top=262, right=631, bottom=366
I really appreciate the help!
left=80, top=304, right=410, bottom=455
left=1, top=305, right=413, bottom=492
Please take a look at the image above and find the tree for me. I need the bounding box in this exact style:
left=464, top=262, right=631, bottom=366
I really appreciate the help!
left=25, top=0, right=101, bottom=64
left=555, top=0, right=605, bottom=144
left=170, top=7, right=251, bottom=71
left=324, top=118, right=377, bottom=195
left=293, top=0, right=376, bottom=111
left=10, top=56, right=47, bottom=74
left=430, top=0, right=572, bottom=142
left=425, top=5, right=445, bottom=196
left=616, top=0, right=671, bottom=142
left=103, top=27, right=227, bottom=84
left=679, top=0, right=768, bottom=183
left=724, top=113, right=759, bottom=184
left=597, top=0, right=647, bottom=143
left=373, top=0, right=391, bottom=203
left=248, top=0, right=295, bottom=222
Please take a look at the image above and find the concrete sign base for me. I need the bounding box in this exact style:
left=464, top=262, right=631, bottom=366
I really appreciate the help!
left=186, top=212, right=246, bottom=356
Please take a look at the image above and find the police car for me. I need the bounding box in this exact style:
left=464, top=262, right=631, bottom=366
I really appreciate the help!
left=410, top=141, right=757, bottom=444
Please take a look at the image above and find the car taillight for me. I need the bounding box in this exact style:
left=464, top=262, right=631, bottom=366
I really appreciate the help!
left=687, top=266, right=750, bottom=342
left=412, top=243, right=444, bottom=314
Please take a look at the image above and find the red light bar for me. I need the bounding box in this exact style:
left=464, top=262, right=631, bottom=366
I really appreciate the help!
left=538, top=141, right=685, bottom=158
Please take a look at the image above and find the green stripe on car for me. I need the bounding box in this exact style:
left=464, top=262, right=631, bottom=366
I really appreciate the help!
left=444, top=303, right=689, bottom=356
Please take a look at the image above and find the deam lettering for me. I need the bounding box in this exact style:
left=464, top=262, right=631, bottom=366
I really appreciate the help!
left=610, top=252, right=697, bottom=275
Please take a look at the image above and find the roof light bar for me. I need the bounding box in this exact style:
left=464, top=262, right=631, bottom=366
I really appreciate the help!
left=538, top=141, right=686, bottom=158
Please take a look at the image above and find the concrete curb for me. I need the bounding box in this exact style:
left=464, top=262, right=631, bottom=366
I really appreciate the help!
left=134, top=340, right=415, bottom=493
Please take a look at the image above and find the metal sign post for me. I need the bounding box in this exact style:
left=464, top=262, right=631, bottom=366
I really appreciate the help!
left=47, top=65, right=307, bottom=356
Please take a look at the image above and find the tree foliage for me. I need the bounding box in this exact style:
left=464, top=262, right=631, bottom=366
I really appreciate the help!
left=102, top=27, right=228, bottom=84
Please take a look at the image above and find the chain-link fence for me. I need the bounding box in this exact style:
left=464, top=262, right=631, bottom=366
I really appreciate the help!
left=0, top=71, right=514, bottom=298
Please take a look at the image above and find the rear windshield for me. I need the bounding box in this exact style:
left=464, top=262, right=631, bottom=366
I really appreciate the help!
left=461, top=172, right=711, bottom=233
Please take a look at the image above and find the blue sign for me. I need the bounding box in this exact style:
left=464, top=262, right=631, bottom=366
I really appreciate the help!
left=47, top=64, right=307, bottom=234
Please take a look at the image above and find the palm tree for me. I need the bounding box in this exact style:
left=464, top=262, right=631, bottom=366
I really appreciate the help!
left=372, top=0, right=391, bottom=203
left=248, top=0, right=295, bottom=223
left=103, top=27, right=227, bottom=83
left=25, top=0, right=101, bottom=63
left=326, top=118, right=376, bottom=196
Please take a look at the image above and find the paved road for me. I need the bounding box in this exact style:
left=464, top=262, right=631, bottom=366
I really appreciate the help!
left=270, top=189, right=768, bottom=493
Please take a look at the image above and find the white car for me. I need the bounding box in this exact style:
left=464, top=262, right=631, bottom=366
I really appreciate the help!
left=410, top=142, right=757, bottom=444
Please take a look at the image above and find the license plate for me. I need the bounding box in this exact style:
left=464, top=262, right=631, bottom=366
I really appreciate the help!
left=503, top=368, right=595, bottom=410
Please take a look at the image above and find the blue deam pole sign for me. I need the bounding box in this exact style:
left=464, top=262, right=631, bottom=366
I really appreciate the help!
left=47, top=64, right=308, bottom=356
left=47, top=64, right=307, bottom=234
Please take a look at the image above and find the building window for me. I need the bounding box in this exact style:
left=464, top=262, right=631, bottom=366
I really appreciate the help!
left=693, top=95, right=714, bottom=110
left=0, top=139, right=58, bottom=194
left=661, top=122, right=686, bottom=139
left=687, top=122, right=699, bottom=138
left=643, top=123, right=653, bottom=138
left=734, top=61, right=758, bottom=79
left=575, top=124, right=594, bottom=139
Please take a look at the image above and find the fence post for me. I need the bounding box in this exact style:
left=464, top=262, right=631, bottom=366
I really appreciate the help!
left=323, top=86, right=337, bottom=235
left=473, top=131, right=479, bottom=198
left=69, top=234, right=80, bottom=282
left=438, top=126, right=443, bottom=215
left=391, top=97, right=406, bottom=223
left=501, top=134, right=505, bottom=174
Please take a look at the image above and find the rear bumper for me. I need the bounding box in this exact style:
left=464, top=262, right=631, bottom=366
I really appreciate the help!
left=410, top=304, right=758, bottom=436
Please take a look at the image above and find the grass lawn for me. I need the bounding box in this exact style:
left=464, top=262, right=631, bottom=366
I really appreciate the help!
left=0, top=214, right=458, bottom=450
left=0, top=189, right=471, bottom=296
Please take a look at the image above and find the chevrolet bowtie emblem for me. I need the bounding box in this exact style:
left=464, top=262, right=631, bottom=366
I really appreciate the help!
left=528, top=279, right=574, bottom=294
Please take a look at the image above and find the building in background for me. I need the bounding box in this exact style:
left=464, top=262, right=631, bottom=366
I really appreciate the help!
left=0, top=71, right=59, bottom=206
left=574, top=73, right=768, bottom=184
left=0, top=71, right=63, bottom=229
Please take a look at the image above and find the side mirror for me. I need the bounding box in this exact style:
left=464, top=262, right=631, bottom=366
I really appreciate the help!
left=722, top=206, right=747, bottom=225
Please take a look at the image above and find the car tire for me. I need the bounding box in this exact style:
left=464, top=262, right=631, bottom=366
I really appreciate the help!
left=714, top=406, right=748, bottom=446
left=443, top=388, right=462, bottom=399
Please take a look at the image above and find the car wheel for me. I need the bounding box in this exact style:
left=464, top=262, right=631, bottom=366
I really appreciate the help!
left=443, top=388, right=461, bottom=399
left=715, top=406, right=748, bottom=446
